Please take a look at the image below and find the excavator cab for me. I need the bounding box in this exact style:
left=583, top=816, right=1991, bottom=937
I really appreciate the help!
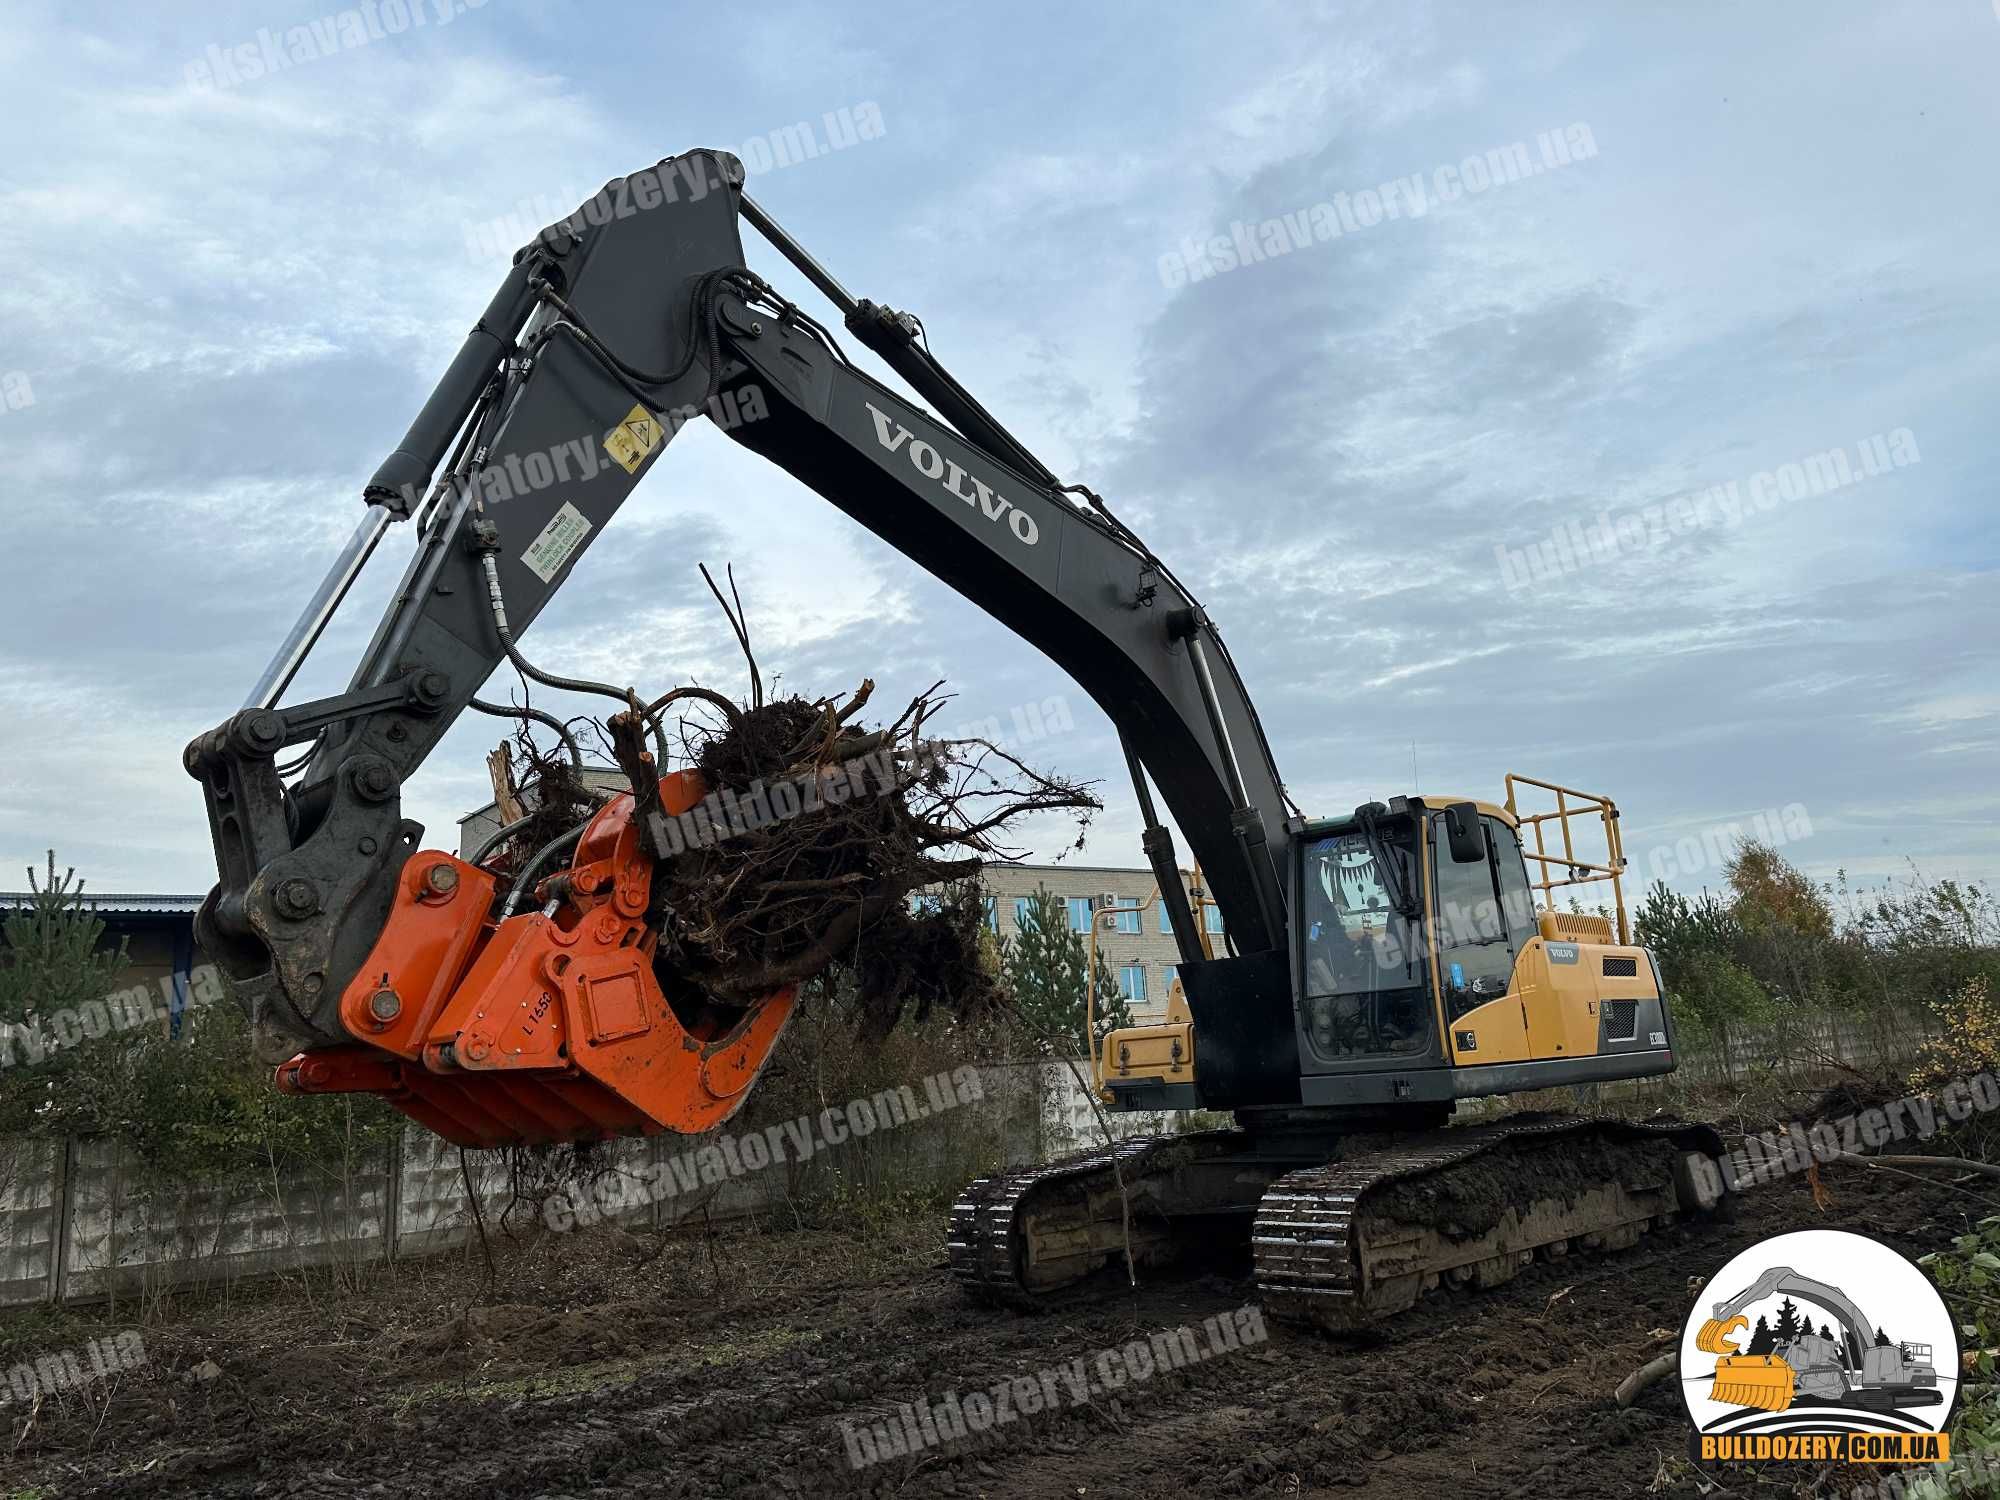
left=980, top=776, right=1718, bottom=1322
left=1096, top=774, right=1680, bottom=1113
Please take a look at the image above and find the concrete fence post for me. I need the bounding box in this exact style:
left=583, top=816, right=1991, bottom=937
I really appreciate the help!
left=104, top=1141, right=124, bottom=1317
left=47, top=1135, right=77, bottom=1305
left=383, top=1128, right=403, bottom=1269
left=652, top=1133, right=669, bottom=1232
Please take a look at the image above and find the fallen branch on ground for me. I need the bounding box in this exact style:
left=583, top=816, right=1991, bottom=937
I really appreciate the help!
left=1615, top=1351, right=1678, bottom=1408
left=1839, top=1153, right=2000, bottom=1180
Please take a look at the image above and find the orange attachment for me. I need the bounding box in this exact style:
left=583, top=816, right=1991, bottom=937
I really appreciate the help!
left=1709, top=1354, right=1797, bottom=1412
left=276, top=770, right=797, bottom=1147
left=1695, top=1315, right=1748, bottom=1355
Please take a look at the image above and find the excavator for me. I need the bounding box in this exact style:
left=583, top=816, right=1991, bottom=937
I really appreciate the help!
left=1695, top=1267, right=1942, bottom=1412
left=185, top=148, right=1724, bottom=1332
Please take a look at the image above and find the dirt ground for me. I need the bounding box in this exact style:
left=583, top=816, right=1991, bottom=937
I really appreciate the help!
left=0, top=1106, right=1987, bottom=1500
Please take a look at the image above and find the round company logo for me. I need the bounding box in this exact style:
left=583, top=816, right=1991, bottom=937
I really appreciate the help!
left=1680, top=1229, right=1958, bottom=1469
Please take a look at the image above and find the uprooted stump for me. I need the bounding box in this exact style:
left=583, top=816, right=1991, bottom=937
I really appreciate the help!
left=495, top=725, right=596, bottom=872
left=503, top=676, right=1097, bottom=1039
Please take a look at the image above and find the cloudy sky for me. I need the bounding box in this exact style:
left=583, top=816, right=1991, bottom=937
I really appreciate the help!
left=2, top=0, right=1994, bottom=911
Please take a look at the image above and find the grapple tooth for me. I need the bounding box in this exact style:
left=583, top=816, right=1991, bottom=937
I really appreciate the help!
left=1710, top=1355, right=1795, bottom=1412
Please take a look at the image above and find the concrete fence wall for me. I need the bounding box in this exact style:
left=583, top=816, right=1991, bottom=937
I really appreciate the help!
left=0, top=1009, right=1933, bottom=1309
left=1656, top=1006, right=1934, bottom=1085
left=1458, top=1006, right=1933, bottom=1117
left=0, top=1064, right=1050, bottom=1310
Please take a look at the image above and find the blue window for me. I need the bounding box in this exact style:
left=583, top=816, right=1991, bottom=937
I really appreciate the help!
left=1119, top=965, right=1146, bottom=1003
left=1162, top=963, right=1179, bottom=993
left=1110, top=905, right=1140, bottom=935
left=908, top=891, right=941, bottom=914
left=1158, top=900, right=1173, bottom=934
left=1066, top=897, right=1093, bottom=933
left=1204, top=905, right=1225, bottom=935
left=983, top=896, right=998, bottom=933
left=1014, top=896, right=1035, bottom=931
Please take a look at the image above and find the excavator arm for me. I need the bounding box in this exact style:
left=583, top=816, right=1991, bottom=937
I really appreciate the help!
left=185, top=149, right=1294, bottom=1144
left=1697, top=1265, right=1878, bottom=1364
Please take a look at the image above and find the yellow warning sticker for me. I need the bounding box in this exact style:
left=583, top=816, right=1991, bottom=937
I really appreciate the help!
left=604, top=404, right=665, bottom=475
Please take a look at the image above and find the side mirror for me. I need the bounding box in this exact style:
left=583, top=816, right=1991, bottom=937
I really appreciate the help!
left=1444, top=802, right=1485, bottom=864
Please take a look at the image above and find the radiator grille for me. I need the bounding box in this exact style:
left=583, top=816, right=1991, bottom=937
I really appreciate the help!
left=1602, top=956, right=1639, bottom=978
left=1601, top=999, right=1639, bottom=1042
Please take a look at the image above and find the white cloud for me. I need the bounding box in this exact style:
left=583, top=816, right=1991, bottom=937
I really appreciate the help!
left=0, top=0, right=1993, bottom=907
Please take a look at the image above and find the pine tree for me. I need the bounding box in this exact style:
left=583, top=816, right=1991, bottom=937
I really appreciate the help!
left=999, top=886, right=1134, bottom=1055
left=0, top=853, right=131, bottom=1135
left=0, top=853, right=126, bottom=1031
left=1745, top=1315, right=1776, bottom=1356
left=1773, top=1298, right=1803, bottom=1343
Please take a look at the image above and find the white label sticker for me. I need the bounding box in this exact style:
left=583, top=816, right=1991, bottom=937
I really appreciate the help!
left=521, top=502, right=593, bottom=583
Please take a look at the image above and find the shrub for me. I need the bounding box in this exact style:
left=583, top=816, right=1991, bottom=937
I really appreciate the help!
left=1913, top=975, right=2000, bottom=1088
left=1634, top=881, right=1775, bottom=1031
left=1852, top=870, right=2000, bottom=1012
left=1637, top=846, right=2000, bottom=1037
left=1915, top=1218, right=2000, bottom=1491
left=0, top=853, right=397, bottom=1185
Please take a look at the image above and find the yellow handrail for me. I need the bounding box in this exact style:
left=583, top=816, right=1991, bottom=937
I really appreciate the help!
left=1503, top=773, right=1630, bottom=944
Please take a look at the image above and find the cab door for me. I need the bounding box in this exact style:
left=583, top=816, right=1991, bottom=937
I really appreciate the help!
left=1431, top=814, right=1539, bottom=1064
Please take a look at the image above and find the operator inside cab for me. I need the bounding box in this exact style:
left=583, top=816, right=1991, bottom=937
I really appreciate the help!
left=1298, top=824, right=1431, bottom=1060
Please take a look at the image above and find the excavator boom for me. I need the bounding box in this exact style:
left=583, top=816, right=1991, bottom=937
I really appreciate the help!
left=187, top=149, right=1289, bottom=1142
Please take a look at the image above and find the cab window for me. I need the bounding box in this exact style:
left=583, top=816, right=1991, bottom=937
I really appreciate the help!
left=1430, top=814, right=1520, bottom=1017
left=1494, top=825, right=1540, bottom=949
left=1299, top=821, right=1432, bottom=1061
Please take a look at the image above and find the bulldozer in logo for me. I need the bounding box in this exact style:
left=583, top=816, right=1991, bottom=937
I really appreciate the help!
left=1695, top=1266, right=1944, bottom=1413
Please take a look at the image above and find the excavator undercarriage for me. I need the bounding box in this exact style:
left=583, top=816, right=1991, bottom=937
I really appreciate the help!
left=951, top=1114, right=1726, bottom=1329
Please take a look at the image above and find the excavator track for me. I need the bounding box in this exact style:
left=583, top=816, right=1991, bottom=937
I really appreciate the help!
left=950, top=1132, right=1275, bottom=1301
left=1253, top=1114, right=1725, bottom=1331
left=951, top=1115, right=1725, bottom=1327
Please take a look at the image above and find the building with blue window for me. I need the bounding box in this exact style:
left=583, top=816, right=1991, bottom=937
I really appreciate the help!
left=975, top=862, right=1211, bottom=1022
left=0, top=890, right=209, bottom=1036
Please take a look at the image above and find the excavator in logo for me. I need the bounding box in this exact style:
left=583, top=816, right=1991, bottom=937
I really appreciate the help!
left=1696, top=1266, right=1942, bottom=1413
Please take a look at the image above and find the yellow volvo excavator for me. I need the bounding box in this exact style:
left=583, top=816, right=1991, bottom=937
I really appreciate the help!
left=185, top=148, right=1723, bottom=1334
left=952, top=776, right=1721, bottom=1327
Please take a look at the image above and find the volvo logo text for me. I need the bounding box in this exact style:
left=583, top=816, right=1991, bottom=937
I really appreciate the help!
left=865, top=402, right=1041, bottom=546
